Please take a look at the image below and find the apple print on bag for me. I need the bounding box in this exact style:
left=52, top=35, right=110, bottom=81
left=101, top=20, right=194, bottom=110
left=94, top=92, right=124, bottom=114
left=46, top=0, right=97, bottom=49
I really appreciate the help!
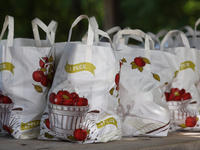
left=32, top=54, right=55, bottom=93
left=48, top=90, right=89, bottom=141
left=109, top=72, right=120, bottom=99
left=0, top=91, right=14, bottom=134
left=165, top=88, right=199, bottom=129
left=130, top=56, right=150, bottom=72
left=120, top=58, right=127, bottom=68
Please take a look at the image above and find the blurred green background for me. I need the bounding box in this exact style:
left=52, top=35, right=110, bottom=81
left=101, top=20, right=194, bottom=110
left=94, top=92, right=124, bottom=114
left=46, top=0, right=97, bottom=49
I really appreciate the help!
left=0, top=0, right=199, bottom=42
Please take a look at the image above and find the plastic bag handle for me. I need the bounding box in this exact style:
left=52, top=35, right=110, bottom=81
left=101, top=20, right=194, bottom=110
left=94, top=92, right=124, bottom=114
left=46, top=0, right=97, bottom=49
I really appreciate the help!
left=113, top=29, right=154, bottom=50
left=0, top=15, right=14, bottom=46
left=160, top=30, right=190, bottom=50
left=99, top=26, right=121, bottom=41
left=46, top=20, right=58, bottom=44
left=180, top=26, right=194, bottom=36
left=81, top=16, right=99, bottom=44
left=32, top=18, right=57, bottom=46
left=68, top=15, right=94, bottom=45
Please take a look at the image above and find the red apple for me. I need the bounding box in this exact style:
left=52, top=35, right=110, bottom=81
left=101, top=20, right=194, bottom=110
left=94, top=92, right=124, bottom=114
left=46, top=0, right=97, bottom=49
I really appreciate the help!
left=39, top=56, right=48, bottom=68
left=68, top=92, right=79, bottom=99
left=57, top=90, right=70, bottom=98
left=165, top=92, right=170, bottom=101
left=3, top=125, right=11, bottom=134
left=115, top=73, right=120, bottom=90
left=120, top=62, right=122, bottom=68
left=49, top=93, right=56, bottom=104
left=73, top=129, right=87, bottom=141
left=0, top=96, right=4, bottom=103
left=180, top=89, right=186, bottom=95
left=41, top=75, right=49, bottom=87
left=134, top=57, right=146, bottom=67
left=2, top=96, right=12, bottom=103
left=54, top=95, right=64, bottom=105
left=115, top=73, right=120, bottom=85
left=76, top=98, right=88, bottom=106
left=182, top=93, right=192, bottom=100
left=63, top=99, right=74, bottom=106
left=46, top=118, right=50, bottom=129
left=0, top=91, right=3, bottom=97
left=185, top=116, right=197, bottom=127
left=33, top=71, right=44, bottom=82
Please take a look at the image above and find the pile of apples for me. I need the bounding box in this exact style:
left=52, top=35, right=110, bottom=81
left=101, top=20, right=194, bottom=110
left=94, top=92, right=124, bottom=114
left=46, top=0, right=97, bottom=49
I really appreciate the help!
left=32, top=56, right=54, bottom=87
left=165, top=88, right=192, bottom=101
left=49, top=90, right=88, bottom=106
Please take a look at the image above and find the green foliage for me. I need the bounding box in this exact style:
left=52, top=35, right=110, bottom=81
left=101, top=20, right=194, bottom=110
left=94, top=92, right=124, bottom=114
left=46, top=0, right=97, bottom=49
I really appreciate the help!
left=0, top=0, right=199, bottom=42
left=0, top=0, right=104, bottom=42
left=120, top=0, right=200, bottom=34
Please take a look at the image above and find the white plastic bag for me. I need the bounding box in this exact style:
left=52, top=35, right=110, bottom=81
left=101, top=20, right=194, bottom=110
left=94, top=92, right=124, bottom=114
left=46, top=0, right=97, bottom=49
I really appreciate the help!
left=113, top=29, right=181, bottom=137
left=161, top=30, right=200, bottom=131
left=38, top=15, right=122, bottom=143
left=0, top=16, right=56, bottom=139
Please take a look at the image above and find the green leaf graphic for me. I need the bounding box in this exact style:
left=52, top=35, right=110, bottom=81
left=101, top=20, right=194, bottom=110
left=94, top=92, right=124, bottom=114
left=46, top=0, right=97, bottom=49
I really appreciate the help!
left=48, top=55, right=54, bottom=62
left=68, top=135, right=78, bottom=141
left=33, top=84, right=43, bottom=93
left=152, top=73, right=160, bottom=82
left=142, top=57, right=151, bottom=64
left=130, top=61, right=138, bottom=69
left=121, top=58, right=127, bottom=65
left=40, top=68, right=47, bottom=72
left=44, top=132, right=54, bottom=139
left=138, top=66, right=143, bottom=72
left=109, top=88, right=114, bottom=95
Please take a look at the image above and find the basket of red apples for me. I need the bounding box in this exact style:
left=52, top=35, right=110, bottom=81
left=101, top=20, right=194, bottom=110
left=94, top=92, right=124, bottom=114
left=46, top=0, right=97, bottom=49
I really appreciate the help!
left=0, top=93, right=14, bottom=126
left=48, top=90, right=89, bottom=136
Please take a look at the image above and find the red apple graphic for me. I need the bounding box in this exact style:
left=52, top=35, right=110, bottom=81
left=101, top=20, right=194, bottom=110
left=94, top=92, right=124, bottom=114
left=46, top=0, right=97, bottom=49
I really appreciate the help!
left=39, top=56, right=48, bottom=68
left=45, top=118, right=50, bottom=129
left=74, top=129, right=87, bottom=141
left=134, top=57, right=146, bottom=67
left=165, top=92, right=170, bottom=101
left=185, top=116, right=197, bottom=127
left=169, top=92, right=182, bottom=101
left=76, top=98, right=88, bottom=106
left=54, top=95, right=64, bottom=105
left=2, top=96, right=12, bottom=103
left=41, top=75, right=49, bottom=87
left=57, top=90, right=70, bottom=98
left=49, top=93, right=56, bottom=104
left=182, top=93, right=192, bottom=100
left=115, top=73, right=120, bottom=90
left=63, top=99, right=74, bottom=106
left=33, top=71, right=44, bottom=82
left=3, top=125, right=12, bottom=134
left=68, top=92, right=79, bottom=99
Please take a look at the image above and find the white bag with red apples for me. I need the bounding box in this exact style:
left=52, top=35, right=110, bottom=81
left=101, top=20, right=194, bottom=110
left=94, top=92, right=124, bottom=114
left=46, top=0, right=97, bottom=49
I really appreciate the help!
left=38, top=15, right=122, bottom=143
left=161, top=30, right=200, bottom=131
left=113, top=29, right=181, bottom=137
left=0, top=16, right=56, bottom=139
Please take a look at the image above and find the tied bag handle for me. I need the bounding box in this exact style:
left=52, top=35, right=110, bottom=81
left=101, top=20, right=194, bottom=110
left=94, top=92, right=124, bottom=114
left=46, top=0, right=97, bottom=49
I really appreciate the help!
left=0, top=15, right=14, bottom=46
left=32, top=18, right=57, bottom=47
left=113, top=29, right=154, bottom=50
left=160, top=30, right=190, bottom=51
